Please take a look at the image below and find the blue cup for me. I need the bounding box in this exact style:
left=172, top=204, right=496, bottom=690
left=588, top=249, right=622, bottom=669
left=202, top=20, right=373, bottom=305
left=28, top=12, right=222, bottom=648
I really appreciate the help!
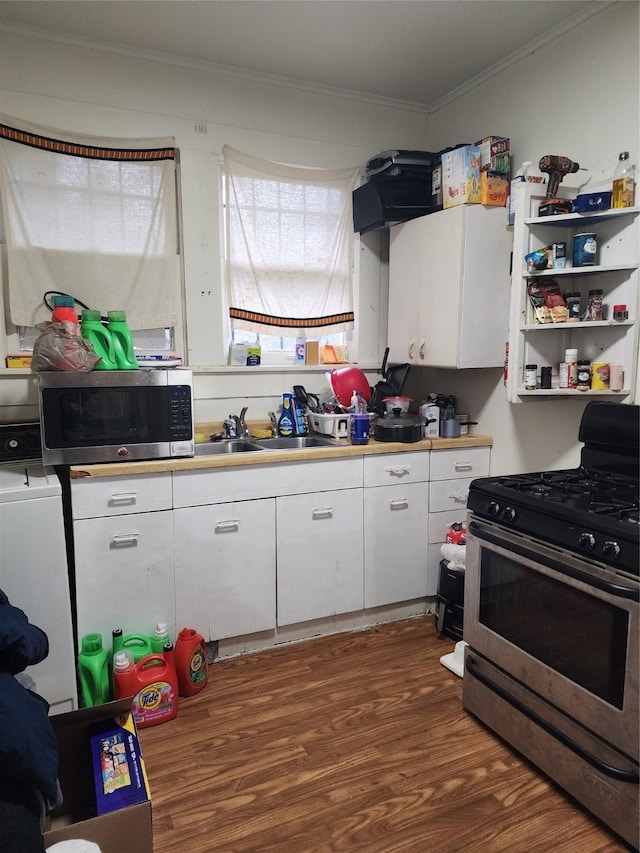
left=350, top=414, right=369, bottom=445
left=572, top=233, right=597, bottom=267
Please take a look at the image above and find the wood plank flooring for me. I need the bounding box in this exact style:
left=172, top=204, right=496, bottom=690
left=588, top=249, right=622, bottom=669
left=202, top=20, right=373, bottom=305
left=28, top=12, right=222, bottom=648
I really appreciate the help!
left=140, top=618, right=631, bottom=852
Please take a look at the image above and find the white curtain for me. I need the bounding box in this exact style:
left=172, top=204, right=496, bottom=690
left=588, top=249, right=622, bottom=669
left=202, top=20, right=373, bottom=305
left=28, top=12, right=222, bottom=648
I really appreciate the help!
left=223, top=145, right=359, bottom=335
left=0, top=115, right=179, bottom=330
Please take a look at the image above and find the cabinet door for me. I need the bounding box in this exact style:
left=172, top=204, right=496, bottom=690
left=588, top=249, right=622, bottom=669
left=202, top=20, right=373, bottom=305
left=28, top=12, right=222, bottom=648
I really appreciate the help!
left=389, top=206, right=511, bottom=368
left=174, top=499, right=276, bottom=641
left=276, top=489, right=363, bottom=626
left=74, top=510, right=175, bottom=647
left=364, top=482, right=428, bottom=608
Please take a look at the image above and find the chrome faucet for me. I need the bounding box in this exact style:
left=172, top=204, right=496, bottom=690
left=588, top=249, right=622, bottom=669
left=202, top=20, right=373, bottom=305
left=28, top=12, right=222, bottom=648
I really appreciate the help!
left=234, top=406, right=249, bottom=438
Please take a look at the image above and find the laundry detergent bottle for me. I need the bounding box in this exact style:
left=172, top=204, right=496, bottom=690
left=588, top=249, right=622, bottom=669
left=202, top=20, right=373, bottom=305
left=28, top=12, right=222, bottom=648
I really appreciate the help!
left=107, top=310, right=138, bottom=370
left=111, top=628, right=153, bottom=663
left=78, top=633, right=110, bottom=707
left=114, top=647, right=179, bottom=729
left=81, top=309, right=117, bottom=369
left=150, top=622, right=171, bottom=654
left=174, top=628, right=208, bottom=697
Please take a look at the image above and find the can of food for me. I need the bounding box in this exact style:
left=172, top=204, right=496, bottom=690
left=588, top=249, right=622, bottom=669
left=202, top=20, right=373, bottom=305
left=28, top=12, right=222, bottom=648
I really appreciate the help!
left=573, top=233, right=598, bottom=267
left=591, top=362, right=610, bottom=390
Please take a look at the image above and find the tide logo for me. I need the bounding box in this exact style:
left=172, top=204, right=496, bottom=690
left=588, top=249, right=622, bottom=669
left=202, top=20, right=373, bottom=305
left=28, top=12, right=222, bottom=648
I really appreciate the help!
left=138, top=684, right=163, bottom=710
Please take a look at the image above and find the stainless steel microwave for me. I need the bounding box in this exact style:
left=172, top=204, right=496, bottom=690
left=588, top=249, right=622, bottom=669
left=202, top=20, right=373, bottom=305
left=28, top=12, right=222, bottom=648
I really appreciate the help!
left=38, top=369, right=194, bottom=465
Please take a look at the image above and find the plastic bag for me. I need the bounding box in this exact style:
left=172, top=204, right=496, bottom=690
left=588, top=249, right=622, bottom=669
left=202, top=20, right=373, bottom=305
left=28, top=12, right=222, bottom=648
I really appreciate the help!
left=31, top=321, right=100, bottom=372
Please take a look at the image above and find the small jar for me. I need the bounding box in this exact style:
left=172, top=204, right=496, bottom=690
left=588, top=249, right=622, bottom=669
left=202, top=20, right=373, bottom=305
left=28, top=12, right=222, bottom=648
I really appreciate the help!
left=613, top=304, right=629, bottom=322
left=540, top=366, right=553, bottom=389
left=564, top=348, right=578, bottom=388
left=566, top=293, right=581, bottom=322
left=577, top=360, right=591, bottom=390
left=587, top=289, right=603, bottom=321
left=525, top=364, right=537, bottom=390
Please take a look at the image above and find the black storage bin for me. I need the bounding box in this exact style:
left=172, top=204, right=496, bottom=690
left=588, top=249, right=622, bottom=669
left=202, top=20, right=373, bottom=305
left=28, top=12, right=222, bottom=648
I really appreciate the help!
left=434, top=559, right=465, bottom=641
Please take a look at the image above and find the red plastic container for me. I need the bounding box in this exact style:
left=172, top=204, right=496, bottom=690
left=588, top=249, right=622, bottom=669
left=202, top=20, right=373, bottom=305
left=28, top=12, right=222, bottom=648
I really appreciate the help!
left=327, top=367, right=371, bottom=408
left=113, top=649, right=179, bottom=728
left=174, top=628, right=208, bottom=697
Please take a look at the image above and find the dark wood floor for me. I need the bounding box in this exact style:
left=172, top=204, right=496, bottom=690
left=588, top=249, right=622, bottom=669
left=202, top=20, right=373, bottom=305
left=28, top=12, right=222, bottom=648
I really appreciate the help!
left=140, top=617, right=630, bottom=852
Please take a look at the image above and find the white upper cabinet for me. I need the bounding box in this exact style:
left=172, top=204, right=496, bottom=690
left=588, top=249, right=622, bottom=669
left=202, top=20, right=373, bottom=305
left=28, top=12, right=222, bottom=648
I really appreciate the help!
left=506, top=184, right=639, bottom=402
left=388, top=205, right=512, bottom=369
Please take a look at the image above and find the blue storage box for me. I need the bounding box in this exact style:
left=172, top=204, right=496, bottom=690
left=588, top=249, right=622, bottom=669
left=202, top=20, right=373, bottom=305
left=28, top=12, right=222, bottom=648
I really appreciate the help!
left=573, top=191, right=612, bottom=213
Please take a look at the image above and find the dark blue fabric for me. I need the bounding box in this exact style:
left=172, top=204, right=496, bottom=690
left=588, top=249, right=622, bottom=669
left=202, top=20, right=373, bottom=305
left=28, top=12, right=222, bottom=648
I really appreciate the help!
left=0, top=589, right=60, bottom=807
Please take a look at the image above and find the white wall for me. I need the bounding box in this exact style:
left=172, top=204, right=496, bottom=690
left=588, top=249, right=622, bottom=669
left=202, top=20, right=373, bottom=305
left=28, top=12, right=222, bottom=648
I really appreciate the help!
left=1, top=2, right=638, bottom=475
left=410, top=1, right=640, bottom=474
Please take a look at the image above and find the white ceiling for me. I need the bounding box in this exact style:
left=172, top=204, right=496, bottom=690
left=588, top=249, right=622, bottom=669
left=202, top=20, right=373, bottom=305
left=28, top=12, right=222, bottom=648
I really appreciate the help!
left=0, top=0, right=611, bottom=108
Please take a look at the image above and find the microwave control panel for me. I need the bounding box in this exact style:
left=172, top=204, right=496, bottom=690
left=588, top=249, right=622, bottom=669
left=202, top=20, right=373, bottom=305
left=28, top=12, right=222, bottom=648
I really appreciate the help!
left=169, top=385, right=194, bottom=440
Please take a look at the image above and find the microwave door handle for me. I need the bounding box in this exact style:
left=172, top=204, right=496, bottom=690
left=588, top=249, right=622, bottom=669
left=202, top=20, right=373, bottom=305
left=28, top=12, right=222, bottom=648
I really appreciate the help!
left=468, top=521, right=640, bottom=603
left=465, top=654, right=640, bottom=784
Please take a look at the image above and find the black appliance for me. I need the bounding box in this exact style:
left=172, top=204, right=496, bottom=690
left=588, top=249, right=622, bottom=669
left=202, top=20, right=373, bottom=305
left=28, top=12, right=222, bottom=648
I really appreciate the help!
left=368, top=347, right=410, bottom=416
left=463, top=402, right=639, bottom=849
left=353, top=150, right=437, bottom=234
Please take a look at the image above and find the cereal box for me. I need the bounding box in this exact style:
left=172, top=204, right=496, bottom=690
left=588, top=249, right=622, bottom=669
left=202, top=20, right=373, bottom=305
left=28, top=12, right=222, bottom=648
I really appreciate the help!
left=442, top=146, right=481, bottom=208
left=474, top=136, right=510, bottom=173
left=480, top=171, right=509, bottom=207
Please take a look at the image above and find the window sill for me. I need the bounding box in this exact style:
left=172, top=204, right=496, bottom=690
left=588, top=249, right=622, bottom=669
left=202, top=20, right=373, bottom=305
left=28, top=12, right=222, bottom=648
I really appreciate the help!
left=190, top=363, right=380, bottom=375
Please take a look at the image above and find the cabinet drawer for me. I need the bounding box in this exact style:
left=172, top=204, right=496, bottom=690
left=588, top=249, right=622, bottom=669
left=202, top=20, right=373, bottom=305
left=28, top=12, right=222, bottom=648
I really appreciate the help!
left=363, top=451, right=429, bottom=487
left=173, top=457, right=362, bottom=508
left=429, top=477, right=474, bottom=513
left=71, top=473, right=172, bottom=519
left=429, top=447, right=490, bottom=481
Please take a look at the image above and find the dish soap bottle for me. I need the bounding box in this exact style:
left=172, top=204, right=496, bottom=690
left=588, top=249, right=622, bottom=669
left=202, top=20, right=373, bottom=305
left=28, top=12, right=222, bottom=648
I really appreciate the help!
left=277, top=393, right=295, bottom=436
left=612, top=151, right=636, bottom=208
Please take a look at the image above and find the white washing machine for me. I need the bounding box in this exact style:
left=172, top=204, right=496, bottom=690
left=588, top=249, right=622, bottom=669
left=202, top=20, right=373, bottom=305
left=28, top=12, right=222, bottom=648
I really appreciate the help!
left=0, top=425, right=77, bottom=714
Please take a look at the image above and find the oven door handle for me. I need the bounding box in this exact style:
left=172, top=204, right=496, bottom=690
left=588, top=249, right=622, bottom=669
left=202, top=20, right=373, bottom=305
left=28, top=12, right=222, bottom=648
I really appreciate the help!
left=468, top=521, right=639, bottom=602
left=465, top=654, right=640, bottom=784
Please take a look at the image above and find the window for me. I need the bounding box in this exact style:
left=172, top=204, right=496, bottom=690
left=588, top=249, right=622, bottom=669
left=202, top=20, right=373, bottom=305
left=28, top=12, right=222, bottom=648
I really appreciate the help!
left=223, top=146, right=359, bottom=363
left=0, top=116, right=181, bottom=356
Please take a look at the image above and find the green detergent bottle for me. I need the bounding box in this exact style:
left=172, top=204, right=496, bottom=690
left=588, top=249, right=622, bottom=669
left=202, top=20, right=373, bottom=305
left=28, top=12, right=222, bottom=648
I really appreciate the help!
left=81, top=309, right=117, bottom=369
left=78, top=633, right=110, bottom=707
left=107, top=310, right=138, bottom=370
left=150, top=622, right=171, bottom=654
left=111, top=628, right=153, bottom=662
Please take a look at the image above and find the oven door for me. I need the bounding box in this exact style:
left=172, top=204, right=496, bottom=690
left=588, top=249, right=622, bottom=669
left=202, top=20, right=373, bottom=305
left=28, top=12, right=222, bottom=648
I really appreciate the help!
left=465, top=517, right=639, bottom=761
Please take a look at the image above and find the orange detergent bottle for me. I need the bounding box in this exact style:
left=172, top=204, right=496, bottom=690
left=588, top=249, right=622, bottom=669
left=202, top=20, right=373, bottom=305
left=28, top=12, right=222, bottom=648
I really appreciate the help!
left=113, top=645, right=179, bottom=728
left=174, top=628, right=208, bottom=697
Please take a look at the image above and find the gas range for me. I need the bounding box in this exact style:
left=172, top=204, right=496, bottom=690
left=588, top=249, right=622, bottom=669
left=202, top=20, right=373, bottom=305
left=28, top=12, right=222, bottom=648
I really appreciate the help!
left=468, top=403, right=639, bottom=577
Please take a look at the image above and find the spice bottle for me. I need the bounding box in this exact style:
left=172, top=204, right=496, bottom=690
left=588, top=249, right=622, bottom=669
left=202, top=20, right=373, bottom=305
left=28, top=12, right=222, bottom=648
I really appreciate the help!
left=525, top=364, right=537, bottom=390
left=587, top=290, right=603, bottom=321
left=612, top=151, right=636, bottom=209
left=577, top=360, right=591, bottom=391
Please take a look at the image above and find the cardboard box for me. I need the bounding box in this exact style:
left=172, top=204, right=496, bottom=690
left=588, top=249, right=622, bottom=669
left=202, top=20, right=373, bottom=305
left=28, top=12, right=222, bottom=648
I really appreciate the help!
left=5, top=355, right=33, bottom=368
left=474, top=136, right=510, bottom=173
left=305, top=341, right=320, bottom=365
left=227, top=343, right=261, bottom=366
left=44, top=698, right=152, bottom=853
left=442, top=146, right=481, bottom=208
left=480, top=171, right=509, bottom=207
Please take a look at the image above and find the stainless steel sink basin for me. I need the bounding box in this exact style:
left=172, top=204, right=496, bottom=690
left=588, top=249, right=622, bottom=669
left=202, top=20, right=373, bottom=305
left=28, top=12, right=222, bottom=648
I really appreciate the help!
left=195, top=439, right=265, bottom=456
left=254, top=436, right=343, bottom=450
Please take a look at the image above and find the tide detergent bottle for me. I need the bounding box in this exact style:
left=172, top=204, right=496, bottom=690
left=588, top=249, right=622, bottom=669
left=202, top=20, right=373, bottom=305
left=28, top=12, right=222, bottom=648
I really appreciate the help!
left=174, top=628, right=208, bottom=697
left=77, top=633, right=110, bottom=707
left=113, top=645, right=179, bottom=729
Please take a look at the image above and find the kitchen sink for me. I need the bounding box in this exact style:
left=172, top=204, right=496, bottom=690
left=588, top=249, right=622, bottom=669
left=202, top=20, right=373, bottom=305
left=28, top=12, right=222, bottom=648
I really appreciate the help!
left=195, top=439, right=266, bottom=456
left=254, top=436, right=343, bottom=450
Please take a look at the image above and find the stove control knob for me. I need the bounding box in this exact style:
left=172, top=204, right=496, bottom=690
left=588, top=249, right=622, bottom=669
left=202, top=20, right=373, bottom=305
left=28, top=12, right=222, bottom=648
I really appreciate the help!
left=502, top=506, right=516, bottom=522
left=487, top=501, right=501, bottom=517
left=579, top=532, right=596, bottom=552
left=602, top=540, right=621, bottom=561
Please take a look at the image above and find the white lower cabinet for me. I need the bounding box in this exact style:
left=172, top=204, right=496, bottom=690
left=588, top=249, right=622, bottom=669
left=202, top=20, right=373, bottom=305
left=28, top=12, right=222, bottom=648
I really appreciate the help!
left=363, top=452, right=429, bottom=608
left=276, top=488, right=364, bottom=626
left=71, top=474, right=175, bottom=648
left=174, top=498, right=276, bottom=641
